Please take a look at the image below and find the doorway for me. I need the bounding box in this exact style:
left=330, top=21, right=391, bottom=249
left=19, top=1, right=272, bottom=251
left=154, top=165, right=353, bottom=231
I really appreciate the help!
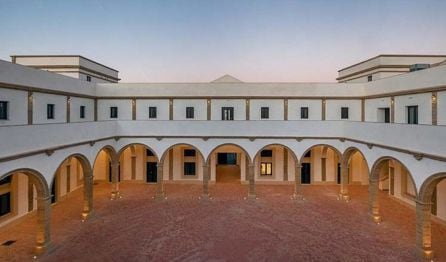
left=216, top=153, right=240, bottom=183
left=301, top=163, right=311, bottom=184
left=146, top=162, right=157, bottom=183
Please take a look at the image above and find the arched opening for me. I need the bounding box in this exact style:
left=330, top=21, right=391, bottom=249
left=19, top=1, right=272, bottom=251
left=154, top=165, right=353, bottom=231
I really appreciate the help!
left=342, top=147, right=370, bottom=186
left=93, top=146, right=118, bottom=183
left=0, top=169, right=51, bottom=255
left=51, top=154, right=92, bottom=220
left=206, top=143, right=251, bottom=184
left=253, top=144, right=298, bottom=183
left=418, top=173, right=446, bottom=260
left=159, top=143, right=205, bottom=182
left=116, top=143, right=159, bottom=183
left=300, top=145, right=342, bottom=185
left=369, top=157, right=416, bottom=223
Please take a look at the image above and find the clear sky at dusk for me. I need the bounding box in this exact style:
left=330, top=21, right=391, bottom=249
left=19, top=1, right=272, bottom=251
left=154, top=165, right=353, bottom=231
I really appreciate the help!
left=1, top=0, right=446, bottom=82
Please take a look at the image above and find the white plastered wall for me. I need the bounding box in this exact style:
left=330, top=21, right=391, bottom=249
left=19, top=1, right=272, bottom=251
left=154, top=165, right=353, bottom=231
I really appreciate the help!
left=211, top=99, right=246, bottom=120
left=173, top=99, right=207, bottom=120
left=136, top=99, right=169, bottom=120
left=98, top=99, right=132, bottom=121
left=32, top=92, right=67, bottom=124
left=288, top=99, right=322, bottom=120
left=394, top=93, right=431, bottom=125
left=70, top=97, right=94, bottom=122
left=325, top=99, right=361, bottom=121
left=250, top=99, right=284, bottom=120
left=0, top=88, right=28, bottom=126
left=364, top=97, right=391, bottom=122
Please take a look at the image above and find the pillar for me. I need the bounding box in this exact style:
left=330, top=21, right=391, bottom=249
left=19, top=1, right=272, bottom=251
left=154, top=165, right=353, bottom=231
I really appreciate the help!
left=154, top=162, right=165, bottom=200
left=247, top=164, right=256, bottom=199
left=34, top=195, right=51, bottom=255
left=293, top=163, right=303, bottom=200
left=368, top=178, right=381, bottom=223
left=81, top=170, right=93, bottom=220
left=416, top=201, right=433, bottom=260
left=339, top=160, right=350, bottom=201
left=202, top=164, right=210, bottom=199
left=110, top=160, right=121, bottom=199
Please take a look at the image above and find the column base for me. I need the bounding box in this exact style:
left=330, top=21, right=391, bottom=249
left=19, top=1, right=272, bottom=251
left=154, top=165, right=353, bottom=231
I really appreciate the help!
left=34, top=241, right=52, bottom=256
left=246, top=193, right=257, bottom=200
left=370, top=213, right=382, bottom=224
left=110, top=191, right=121, bottom=200
left=291, top=193, right=305, bottom=201
left=338, top=193, right=350, bottom=202
left=81, top=210, right=94, bottom=221
left=199, top=193, right=211, bottom=200
left=417, top=247, right=433, bottom=260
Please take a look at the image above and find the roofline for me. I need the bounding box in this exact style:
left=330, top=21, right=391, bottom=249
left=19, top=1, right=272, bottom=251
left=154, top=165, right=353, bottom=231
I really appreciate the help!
left=338, top=54, right=446, bottom=72
left=10, top=55, right=119, bottom=73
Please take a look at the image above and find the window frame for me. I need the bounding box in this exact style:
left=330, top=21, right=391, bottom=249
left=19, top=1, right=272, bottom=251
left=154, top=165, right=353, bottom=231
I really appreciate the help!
left=183, top=162, right=196, bottom=176
left=110, top=106, right=118, bottom=119
left=260, top=150, right=273, bottom=157
left=407, top=105, right=418, bottom=124
left=367, top=75, right=373, bottom=82
left=300, top=107, right=309, bottom=119
left=221, top=107, right=234, bottom=120
left=186, top=107, right=194, bottom=119
left=80, top=105, right=86, bottom=119
left=260, top=162, right=273, bottom=176
left=341, top=107, right=349, bottom=119
left=184, top=149, right=196, bottom=157
left=0, top=101, right=8, bottom=120
left=47, top=104, right=55, bottom=119
left=148, top=106, right=157, bottom=119
left=260, top=107, right=269, bottom=119
left=86, top=75, right=92, bottom=82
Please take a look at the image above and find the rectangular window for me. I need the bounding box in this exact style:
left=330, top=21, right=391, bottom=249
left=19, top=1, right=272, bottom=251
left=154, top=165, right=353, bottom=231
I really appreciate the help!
left=184, top=162, right=196, bottom=176
left=341, top=107, right=349, bottom=119
left=300, top=107, right=309, bottom=119
left=149, top=107, right=157, bottom=119
left=217, top=153, right=237, bottom=165
left=184, top=149, right=196, bottom=157
left=261, top=107, right=269, bottom=119
left=367, top=75, right=373, bottom=82
left=47, top=104, right=55, bottom=119
left=146, top=149, right=155, bottom=156
left=221, top=107, right=234, bottom=120
left=260, top=150, right=273, bottom=157
left=407, top=106, right=418, bottom=124
left=186, top=107, right=194, bottom=119
left=304, top=150, right=312, bottom=158
left=80, top=106, right=85, bottom=119
left=260, top=162, right=273, bottom=176
left=0, top=192, right=11, bottom=217
left=0, top=101, right=8, bottom=120
left=86, top=75, right=92, bottom=82
left=110, top=107, right=118, bottom=118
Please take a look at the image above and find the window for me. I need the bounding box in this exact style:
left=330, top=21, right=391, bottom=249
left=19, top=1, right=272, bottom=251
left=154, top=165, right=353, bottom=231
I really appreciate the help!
left=86, top=75, right=92, bottom=82
left=184, top=162, right=196, bottom=176
left=260, top=150, right=273, bottom=157
left=149, top=107, right=157, bottom=119
left=407, top=106, right=418, bottom=124
left=300, top=107, right=309, bottom=119
left=260, top=162, right=272, bottom=176
left=221, top=107, right=234, bottom=120
left=304, top=150, right=311, bottom=158
left=341, top=107, right=349, bottom=119
left=217, top=153, right=237, bottom=165
left=146, top=149, right=155, bottom=156
left=261, top=107, right=269, bottom=119
left=110, top=107, right=118, bottom=118
left=47, top=104, right=55, bottom=119
left=80, top=106, right=85, bottom=119
left=378, top=108, right=390, bottom=123
left=0, top=101, right=8, bottom=120
left=184, top=149, right=196, bottom=157
left=0, top=192, right=11, bottom=217
left=186, top=107, right=194, bottom=119
left=367, top=75, right=373, bottom=82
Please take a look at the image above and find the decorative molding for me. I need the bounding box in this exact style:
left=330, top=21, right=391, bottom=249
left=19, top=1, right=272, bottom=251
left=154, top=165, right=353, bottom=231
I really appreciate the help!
left=89, top=141, right=95, bottom=147
left=114, top=137, right=120, bottom=141
left=156, top=137, right=163, bottom=141
left=296, top=137, right=303, bottom=142
left=367, top=143, right=374, bottom=149
left=414, top=153, right=424, bottom=161
left=44, top=149, right=54, bottom=156
left=249, top=137, right=255, bottom=142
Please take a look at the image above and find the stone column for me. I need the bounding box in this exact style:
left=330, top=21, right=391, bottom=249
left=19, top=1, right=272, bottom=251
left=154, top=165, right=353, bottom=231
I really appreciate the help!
left=339, top=160, right=350, bottom=201
left=154, top=163, right=165, bottom=200
left=247, top=164, right=256, bottom=199
left=202, top=164, right=210, bottom=199
left=368, top=178, right=381, bottom=223
left=110, top=160, right=120, bottom=199
left=293, top=163, right=303, bottom=200
left=416, top=201, right=433, bottom=260
left=81, top=170, right=93, bottom=220
left=34, top=195, right=51, bottom=255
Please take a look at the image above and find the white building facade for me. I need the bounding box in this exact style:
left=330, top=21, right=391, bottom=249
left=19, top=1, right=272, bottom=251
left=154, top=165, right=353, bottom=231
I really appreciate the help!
left=0, top=55, right=446, bottom=259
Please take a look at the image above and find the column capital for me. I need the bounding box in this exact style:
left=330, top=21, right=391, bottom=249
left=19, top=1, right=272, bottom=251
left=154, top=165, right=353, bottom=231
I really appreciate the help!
left=36, top=195, right=52, bottom=201
left=202, top=164, right=210, bottom=168
left=296, top=163, right=302, bottom=168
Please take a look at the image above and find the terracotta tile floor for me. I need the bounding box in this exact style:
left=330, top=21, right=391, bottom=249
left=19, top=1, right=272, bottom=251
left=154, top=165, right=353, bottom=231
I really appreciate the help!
left=1, top=183, right=445, bottom=262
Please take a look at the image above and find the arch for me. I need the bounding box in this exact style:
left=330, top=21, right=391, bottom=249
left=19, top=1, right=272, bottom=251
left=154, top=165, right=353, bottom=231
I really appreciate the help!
left=342, top=146, right=371, bottom=175
left=370, top=156, right=417, bottom=196
left=93, top=145, right=118, bottom=165
left=50, top=153, right=92, bottom=185
left=299, top=144, right=342, bottom=164
left=419, top=172, right=446, bottom=203
left=116, top=143, right=159, bottom=162
left=253, top=143, right=299, bottom=163
left=160, top=142, right=205, bottom=164
left=205, top=143, right=253, bottom=165
left=0, top=168, right=50, bottom=197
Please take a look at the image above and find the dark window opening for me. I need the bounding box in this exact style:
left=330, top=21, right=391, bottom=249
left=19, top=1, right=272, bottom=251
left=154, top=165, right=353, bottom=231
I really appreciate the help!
left=304, top=150, right=311, bottom=158
left=367, top=75, right=373, bottom=82
left=149, top=107, right=157, bottom=119
left=0, top=192, right=11, bottom=217
left=110, top=107, right=118, bottom=118
left=184, top=162, right=196, bottom=176
left=0, top=176, right=12, bottom=185
left=341, top=107, right=349, bottom=119
left=86, top=75, right=92, bottom=82
left=47, top=104, right=55, bottom=119
left=184, top=149, right=196, bottom=157
left=407, top=106, right=418, bottom=124
left=217, top=153, right=237, bottom=165
left=0, top=101, right=8, bottom=120
left=186, top=107, right=194, bottom=119
left=260, top=150, right=273, bottom=157
left=80, top=106, right=85, bottom=119
left=261, top=107, right=269, bottom=119
left=146, top=149, right=155, bottom=156
left=221, top=107, right=234, bottom=120
left=300, top=107, right=309, bottom=119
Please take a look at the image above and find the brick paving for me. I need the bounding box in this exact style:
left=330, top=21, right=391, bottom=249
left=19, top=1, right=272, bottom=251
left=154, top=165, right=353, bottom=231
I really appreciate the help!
left=0, top=183, right=445, bottom=261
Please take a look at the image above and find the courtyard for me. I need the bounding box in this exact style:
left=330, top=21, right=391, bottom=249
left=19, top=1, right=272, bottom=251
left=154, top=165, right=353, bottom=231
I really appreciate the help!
left=1, top=183, right=445, bottom=261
